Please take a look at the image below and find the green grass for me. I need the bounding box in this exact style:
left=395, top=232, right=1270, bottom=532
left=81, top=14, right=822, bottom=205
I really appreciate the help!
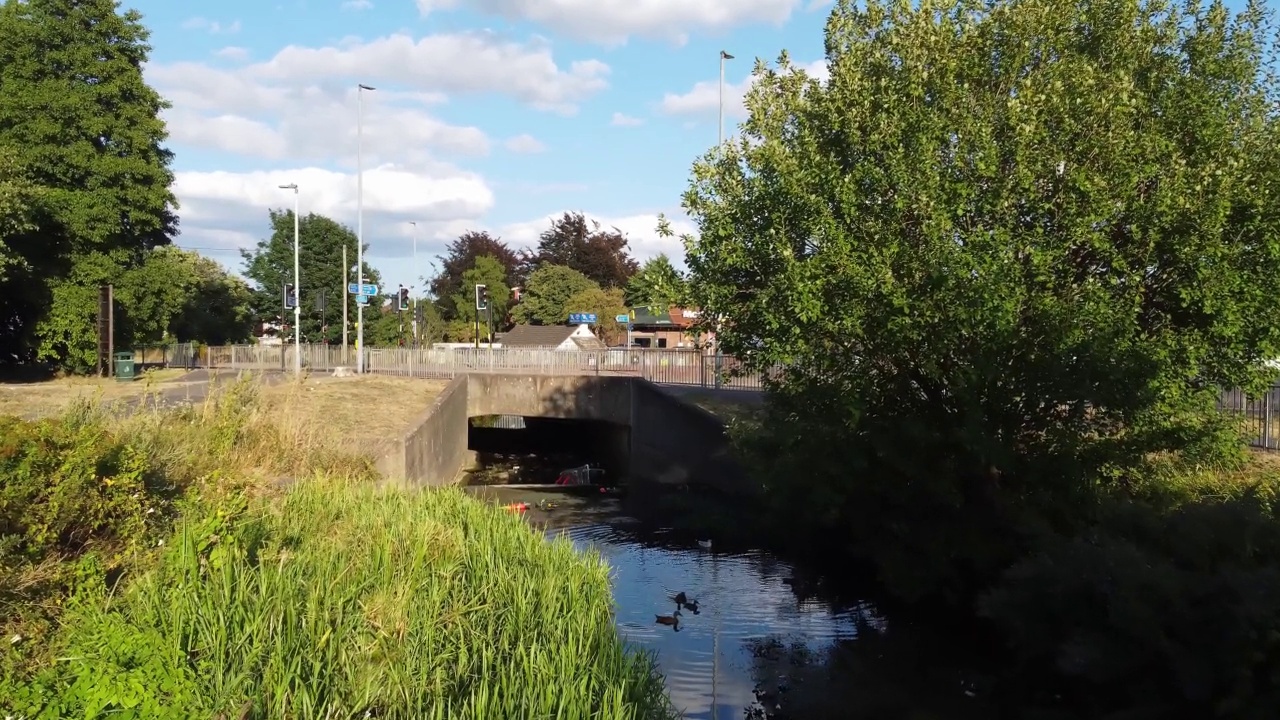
left=1, top=379, right=673, bottom=719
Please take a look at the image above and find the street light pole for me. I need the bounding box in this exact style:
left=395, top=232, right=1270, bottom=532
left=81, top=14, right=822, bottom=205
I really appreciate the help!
left=719, top=50, right=734, bottom=146
left=279, top=182, right=301, bottom=375
left=409, top=221, right=419, bottom=347
left=356, top=83, right=375, bottom=373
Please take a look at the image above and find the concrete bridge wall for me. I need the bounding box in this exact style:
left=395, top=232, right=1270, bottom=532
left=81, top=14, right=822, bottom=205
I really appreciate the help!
left=379, top=373, right=750, bottom=493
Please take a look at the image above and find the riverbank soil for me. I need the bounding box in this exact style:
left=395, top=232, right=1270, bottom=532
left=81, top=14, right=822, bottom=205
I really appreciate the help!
left=0, top=367, right=192, bottom=417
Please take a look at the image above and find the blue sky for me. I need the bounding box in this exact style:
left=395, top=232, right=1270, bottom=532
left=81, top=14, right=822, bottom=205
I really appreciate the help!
left=129, top=0, right=836, bottom=291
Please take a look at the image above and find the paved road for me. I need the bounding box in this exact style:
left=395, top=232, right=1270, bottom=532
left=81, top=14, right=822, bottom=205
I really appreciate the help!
left=137, top=368, right=291, bottom=411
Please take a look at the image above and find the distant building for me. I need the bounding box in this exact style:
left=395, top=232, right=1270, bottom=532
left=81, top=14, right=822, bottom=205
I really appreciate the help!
left=627, top=306, right=714, bottom=351
left=500, top=323, right=606, bottom=351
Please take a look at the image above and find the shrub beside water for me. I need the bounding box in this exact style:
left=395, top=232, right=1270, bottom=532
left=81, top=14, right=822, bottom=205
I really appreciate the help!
left=1, top=378, right=671, bottom=719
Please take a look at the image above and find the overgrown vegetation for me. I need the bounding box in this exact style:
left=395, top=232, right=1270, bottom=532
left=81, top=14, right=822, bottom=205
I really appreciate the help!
left=677, top=0, right=1280, bottom=715
left=0, top=378, right=670, bottom=718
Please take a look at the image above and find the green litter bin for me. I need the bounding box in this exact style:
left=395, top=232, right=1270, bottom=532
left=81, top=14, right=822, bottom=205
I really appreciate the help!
left=114, top=352, right=136, bottom=382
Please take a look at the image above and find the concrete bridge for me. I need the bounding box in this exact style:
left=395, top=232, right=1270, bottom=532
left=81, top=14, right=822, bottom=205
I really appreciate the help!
left=376, top=373, right=750, bottom=492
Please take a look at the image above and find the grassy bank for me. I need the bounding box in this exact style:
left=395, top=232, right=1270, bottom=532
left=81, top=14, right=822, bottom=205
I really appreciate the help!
left=0, top=378, right=671, bottom=719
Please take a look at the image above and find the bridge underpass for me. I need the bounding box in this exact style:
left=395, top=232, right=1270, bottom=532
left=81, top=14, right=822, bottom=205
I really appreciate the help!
left=377, top=373, right=751, bottom=494
left=467, top=415, right=631, bottom=485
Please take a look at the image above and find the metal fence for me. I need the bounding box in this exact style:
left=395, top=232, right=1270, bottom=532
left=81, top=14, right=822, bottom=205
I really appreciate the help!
left=132, top=342, right=199, bottom=369
left=202, top=344, right=772, bottom=391
left=1219, top=385, right=1280, bottom=450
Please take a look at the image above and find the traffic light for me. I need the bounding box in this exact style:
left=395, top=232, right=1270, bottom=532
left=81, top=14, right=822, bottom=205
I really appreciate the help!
left=397, top=286, right=410, bottom=312
left=414, top=301, right=424, bottom=325
left=314, top=288, right=327, bottom=313
left=282, top=282, right=297, bottom=309
left=475, top=283, right=488, bottom=311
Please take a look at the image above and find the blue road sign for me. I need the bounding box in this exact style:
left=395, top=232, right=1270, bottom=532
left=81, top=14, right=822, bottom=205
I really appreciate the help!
left=356, top=294, right=369, bottom=305
left=348, top=283, right=378, bottom=296
left=614, top=314, right=630, bottom=323
left=568, top=312, right=597, bottom=324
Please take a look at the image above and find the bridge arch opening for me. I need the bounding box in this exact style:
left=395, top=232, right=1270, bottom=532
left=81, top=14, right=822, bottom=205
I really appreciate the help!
left=467, top=414, right=630, bottom=486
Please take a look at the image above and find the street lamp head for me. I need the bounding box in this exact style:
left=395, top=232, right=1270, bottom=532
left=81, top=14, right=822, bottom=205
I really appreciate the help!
left=721, top=50, right=734, bottom=60
left=358, top=83, right=376, bottom=91
left=278, top=183, right=298, bottom=191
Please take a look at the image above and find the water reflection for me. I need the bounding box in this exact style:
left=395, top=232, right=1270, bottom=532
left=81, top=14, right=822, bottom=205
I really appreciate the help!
left=466, top=486, right=985, bottom=719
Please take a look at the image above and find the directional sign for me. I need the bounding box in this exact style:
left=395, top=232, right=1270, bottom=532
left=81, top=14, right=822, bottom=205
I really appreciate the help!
left=348, top=283, right=378, bottom=296
left=614, top=314, right=630, bottom=323
left=356, top=294, right=369, bottom=305
left=568, top=312, right=597, bottom=324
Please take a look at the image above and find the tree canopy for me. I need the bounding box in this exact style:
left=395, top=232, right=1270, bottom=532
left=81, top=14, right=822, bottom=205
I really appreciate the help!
left=0, top=0, right=179, bottom=366
left=677, top=0, right=1280, bottom=712
left=430, top=231, right=521, bottom=320
left=563, top=287, right=628, bottom=346
left=240, top=210, right=380, bottom=344
left=526, top=212, right=639, bottom=289
left=512, top=264, right=598, bottom=326
left=449, top=255, right=510, bottom=341
left=624, top=254, right=687, bottom=308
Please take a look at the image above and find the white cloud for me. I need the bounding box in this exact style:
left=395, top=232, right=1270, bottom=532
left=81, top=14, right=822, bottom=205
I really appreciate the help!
left=497, top=211, right=697, bottom=265
left=182, top=17, right=241, bottom=34
left=248, top=32, right=608, bottom=114
left=503, top=134, right=546, bottom=153
left=146, top=31, right=607, bottom=166
left=418, top=0, right=801, bottom=46
left=659, top=59, right=828, bottom=119
left=214, top=46, right=249, bottom=61
left=342, top=0, right=374, bottom=9
left=611, top=112, right=643, bottom=126
left=173, top=164, right=496, bottom=272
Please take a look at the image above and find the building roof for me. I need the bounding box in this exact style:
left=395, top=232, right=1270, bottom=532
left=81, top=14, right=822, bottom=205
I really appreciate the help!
left=500, top=324, right=579, bottom=347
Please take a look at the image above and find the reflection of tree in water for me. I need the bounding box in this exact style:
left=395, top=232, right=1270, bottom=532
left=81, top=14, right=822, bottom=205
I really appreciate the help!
left=742, top=612, right=994, bottom=720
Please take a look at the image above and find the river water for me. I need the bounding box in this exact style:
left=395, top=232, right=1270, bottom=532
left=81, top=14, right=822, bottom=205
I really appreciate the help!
left=466, top=484, right=988, bottom=719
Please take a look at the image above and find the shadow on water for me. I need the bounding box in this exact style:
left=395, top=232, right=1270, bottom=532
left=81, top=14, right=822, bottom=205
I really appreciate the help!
left=466, top=483, right=994, bottom=720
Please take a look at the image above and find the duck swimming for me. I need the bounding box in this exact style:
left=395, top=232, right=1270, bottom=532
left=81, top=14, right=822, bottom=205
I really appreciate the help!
left=655, top=609, right=682, bottom=629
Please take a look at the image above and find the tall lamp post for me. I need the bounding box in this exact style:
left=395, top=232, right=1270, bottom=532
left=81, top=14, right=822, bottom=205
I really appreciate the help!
left=409, top=220, right=419, bottom=346
left=356, top=82, right=375, bottom=373
left=719, top=50, right=734, bottom=146
left=279, top=182, right=301, bottom=375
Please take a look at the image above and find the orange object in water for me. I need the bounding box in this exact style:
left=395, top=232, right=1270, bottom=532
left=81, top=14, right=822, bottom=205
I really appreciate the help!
left=502, top=502, right=529, bottom=513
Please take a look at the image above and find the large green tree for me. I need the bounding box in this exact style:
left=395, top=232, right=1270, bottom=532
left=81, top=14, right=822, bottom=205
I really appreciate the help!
left=563, top=286, right=628, bottom=346
left=450, top=255, right=510, bottom=341
left=120, top=247, right=253, bottom=346
left=623, top=254, right=688, bottom=308
left=0, top=0, right=178, bottom=366
left=512, top=264, right=598, bottom=325
left=240, top=210, right=380, bottom=344
left=430, top=231, right=522, bottom=321
left=677, top=0, right=1280, bottom=593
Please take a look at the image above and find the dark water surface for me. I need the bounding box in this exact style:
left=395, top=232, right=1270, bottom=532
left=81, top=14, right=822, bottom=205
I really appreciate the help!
left=467, top=485, right=989, bottom=719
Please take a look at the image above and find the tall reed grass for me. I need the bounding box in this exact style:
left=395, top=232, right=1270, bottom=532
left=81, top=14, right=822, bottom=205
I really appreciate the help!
left=2, top=376, right=672, bottom=719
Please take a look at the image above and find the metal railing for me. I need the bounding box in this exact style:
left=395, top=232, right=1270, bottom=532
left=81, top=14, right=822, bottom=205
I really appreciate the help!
left=1219, top=384, right=1280, bottom=450
left=202, top=344, right=773, bottom=391
left=132, top=342, right=198, bottom=369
